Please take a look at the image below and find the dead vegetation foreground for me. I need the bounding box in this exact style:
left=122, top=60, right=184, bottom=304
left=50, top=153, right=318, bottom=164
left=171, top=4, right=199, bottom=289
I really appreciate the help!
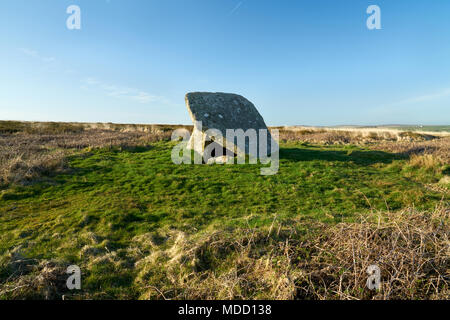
left=1, top=206, right=448, bottom=300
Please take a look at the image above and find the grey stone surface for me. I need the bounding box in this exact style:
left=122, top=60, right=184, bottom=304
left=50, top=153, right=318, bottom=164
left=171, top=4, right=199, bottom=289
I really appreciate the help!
left=185, top=92, right=275, bottom=158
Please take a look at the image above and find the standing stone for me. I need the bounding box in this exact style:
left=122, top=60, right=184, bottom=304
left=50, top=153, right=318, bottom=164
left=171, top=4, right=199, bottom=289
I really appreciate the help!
left=185, top=92, right=275, bottom=162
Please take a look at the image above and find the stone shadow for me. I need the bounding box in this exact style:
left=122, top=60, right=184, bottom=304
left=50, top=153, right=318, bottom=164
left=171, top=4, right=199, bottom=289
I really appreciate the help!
left=280, top=147, right=405, bottom=166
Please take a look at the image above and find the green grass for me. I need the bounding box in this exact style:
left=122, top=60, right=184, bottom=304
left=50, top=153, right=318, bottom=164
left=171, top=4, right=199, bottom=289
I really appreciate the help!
left=0, top=141, right=447, bottom=298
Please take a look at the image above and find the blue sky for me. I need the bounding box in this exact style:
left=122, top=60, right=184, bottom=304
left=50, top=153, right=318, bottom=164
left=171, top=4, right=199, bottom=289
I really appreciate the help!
left=0, top=0, right=449, bottom=126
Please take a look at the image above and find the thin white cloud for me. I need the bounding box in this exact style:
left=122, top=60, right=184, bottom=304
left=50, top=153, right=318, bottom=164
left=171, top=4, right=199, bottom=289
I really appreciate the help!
left=392, top=88, right=450, bottom=106
left=19, top=48, right=38, bottom=58
left=42, top=57, right=56, bottom=63
left=19, top=47, right=56, bottom=64
left=85, top=77, right=100, bottom=86
left=82, top=77, right=168, bottom=105
left=18, top=47, right=171, bottom=107
left=131, top=92, right=159, bottom=104
left=376, top=87, right=450, bottom=111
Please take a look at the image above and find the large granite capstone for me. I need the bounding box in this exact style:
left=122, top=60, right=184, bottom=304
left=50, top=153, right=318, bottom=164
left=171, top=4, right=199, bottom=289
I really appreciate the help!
left=185, top=92, right=274, bottom=160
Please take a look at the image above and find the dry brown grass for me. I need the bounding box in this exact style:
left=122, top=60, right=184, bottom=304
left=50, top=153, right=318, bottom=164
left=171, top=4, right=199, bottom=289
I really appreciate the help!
left=297, top=206, right=449, bottom=299
left=0, top=129, right=172, bottom=187
left=132, top=206, right=449, bottom=300
left=0, top=260, right=68, bottom=300
left=1, top=204, right=447, bottom=300
left=409, top=154, right=442, bottom=170
left=0, top=241, right=69, bottom=300
left=277, top=127, right=445, bottom=146
left=371, top=136, right=450, bottom=164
